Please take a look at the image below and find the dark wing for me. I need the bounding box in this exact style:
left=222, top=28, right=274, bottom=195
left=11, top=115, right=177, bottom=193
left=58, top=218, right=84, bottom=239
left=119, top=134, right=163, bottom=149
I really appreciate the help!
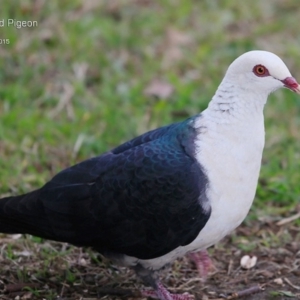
left=36, top=120, right=211, bottom=259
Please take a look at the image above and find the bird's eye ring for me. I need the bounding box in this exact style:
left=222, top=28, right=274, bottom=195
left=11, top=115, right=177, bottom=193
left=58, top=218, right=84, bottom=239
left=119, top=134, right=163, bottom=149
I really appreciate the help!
left=253, top=65, right=269, bottom=77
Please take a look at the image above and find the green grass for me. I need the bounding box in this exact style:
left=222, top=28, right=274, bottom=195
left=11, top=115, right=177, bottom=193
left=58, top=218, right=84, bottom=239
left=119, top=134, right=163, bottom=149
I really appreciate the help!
left=0, top=1, right=300, bottom=218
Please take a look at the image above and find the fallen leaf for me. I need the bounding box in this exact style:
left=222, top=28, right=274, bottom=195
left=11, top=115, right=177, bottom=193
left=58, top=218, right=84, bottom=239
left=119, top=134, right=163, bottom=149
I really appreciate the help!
left=144, top=79, right=174, bottom=99
left=277, top=290, right=297, bottom=298
left=163, top=28, right=193, bottom=66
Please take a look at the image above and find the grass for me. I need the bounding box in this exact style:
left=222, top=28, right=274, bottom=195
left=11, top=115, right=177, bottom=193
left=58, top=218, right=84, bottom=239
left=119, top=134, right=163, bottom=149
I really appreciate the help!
left=0, top=0, right=300, bottom=298
left=1, top=0, right=300, bottom=211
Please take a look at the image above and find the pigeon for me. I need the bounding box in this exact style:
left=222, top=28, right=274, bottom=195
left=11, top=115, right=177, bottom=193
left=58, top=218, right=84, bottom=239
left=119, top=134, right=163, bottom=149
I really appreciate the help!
left=0, top=50, right=299, bottom=300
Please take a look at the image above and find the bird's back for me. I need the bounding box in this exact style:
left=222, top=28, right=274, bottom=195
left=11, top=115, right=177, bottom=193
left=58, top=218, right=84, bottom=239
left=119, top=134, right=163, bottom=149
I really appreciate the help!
left=0, top=117, right=211, bottom=261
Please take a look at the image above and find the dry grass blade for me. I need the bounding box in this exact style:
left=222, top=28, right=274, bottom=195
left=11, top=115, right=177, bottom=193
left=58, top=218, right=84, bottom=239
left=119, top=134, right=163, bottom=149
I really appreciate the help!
left=284, top=277, right=300, bottom=290
left=276, top=212, right=300, bottom=226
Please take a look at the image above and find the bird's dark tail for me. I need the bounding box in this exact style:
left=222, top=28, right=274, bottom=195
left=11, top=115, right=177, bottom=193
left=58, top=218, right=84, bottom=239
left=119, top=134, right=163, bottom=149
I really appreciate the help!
left=0, top=190, right=53, bottom=238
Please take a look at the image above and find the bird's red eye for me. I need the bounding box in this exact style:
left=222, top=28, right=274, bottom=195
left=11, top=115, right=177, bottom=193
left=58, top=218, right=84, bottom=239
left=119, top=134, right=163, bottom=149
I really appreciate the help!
left=253, top=65, right=269, bottom=77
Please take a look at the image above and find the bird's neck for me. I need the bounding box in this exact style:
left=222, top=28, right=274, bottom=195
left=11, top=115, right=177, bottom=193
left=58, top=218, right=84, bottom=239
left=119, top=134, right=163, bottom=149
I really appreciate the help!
left=204, top=80, right=268, bottom=124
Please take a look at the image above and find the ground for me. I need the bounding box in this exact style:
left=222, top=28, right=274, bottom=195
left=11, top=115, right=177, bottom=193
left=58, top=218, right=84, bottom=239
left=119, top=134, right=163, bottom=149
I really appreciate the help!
left=0, top=218, right=299, bottom=300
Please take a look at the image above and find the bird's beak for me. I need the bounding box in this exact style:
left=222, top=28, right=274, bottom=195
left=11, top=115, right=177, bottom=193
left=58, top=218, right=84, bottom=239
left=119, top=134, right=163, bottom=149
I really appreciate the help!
left=281, top=77, right=300, bottom=94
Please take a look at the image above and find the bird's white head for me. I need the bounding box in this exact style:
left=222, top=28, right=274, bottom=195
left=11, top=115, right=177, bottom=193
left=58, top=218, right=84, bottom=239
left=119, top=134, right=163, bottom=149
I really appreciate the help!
left=226, top=50, right=300, bottom=96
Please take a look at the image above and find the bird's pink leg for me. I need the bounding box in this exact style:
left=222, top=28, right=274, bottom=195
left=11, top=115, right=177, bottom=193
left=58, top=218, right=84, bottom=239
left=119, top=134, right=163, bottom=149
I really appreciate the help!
left=188, top=250, right=213, bottom=280
left=141, top=281, right=194, bottom=300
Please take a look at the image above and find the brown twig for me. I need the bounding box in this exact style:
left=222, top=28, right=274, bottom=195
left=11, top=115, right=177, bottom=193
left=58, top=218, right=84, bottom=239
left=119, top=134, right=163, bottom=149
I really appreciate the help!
left=5, top=282, right=40, bottom=293
left=284, top=277, right=300, bottom=290
left=220, top=285, right=264, bottom=299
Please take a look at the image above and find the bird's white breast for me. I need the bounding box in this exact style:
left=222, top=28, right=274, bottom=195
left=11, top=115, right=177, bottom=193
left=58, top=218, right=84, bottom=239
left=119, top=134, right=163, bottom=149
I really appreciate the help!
left=190, top=110, right=265, bottom=251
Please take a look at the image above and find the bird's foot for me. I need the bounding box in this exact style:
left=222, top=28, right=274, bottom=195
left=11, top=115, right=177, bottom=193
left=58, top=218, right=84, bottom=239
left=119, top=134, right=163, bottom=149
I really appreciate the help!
left=188, top=249, right=214, bottom=281
left=141, top=282, right=194, bottom=300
